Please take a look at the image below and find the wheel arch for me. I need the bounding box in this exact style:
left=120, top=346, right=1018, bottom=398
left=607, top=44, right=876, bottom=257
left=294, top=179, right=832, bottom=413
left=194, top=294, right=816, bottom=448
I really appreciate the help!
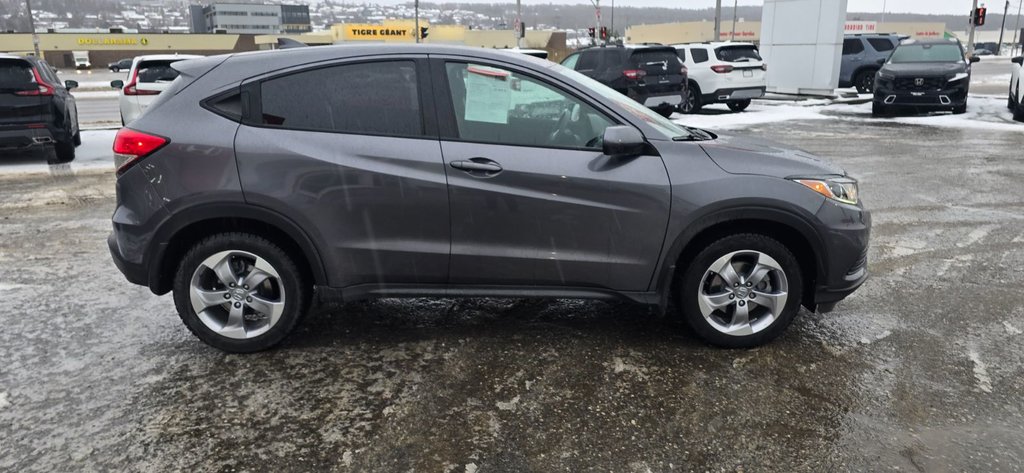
left=654, top=207, right=826, bottom=311
left=147, top=203, right=328, bottom=295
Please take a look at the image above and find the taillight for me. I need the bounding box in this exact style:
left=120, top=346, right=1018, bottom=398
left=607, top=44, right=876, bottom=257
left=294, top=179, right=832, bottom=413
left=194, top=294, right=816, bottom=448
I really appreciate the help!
left=14, top=67, right=54, bottom=96
left=711, top=65, right=735, bottom=74
left=623, top=69, right=647, bottom=80
left=113, top=128, right=168, bottom=175
left=123, top=68, right=160, bottom=96
left=761, top=63, right=768, bottom=71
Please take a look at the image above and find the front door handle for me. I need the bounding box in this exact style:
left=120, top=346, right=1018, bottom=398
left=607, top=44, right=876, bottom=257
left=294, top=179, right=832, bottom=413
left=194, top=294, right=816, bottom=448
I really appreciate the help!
left=450, top=158, right=503, bottom=176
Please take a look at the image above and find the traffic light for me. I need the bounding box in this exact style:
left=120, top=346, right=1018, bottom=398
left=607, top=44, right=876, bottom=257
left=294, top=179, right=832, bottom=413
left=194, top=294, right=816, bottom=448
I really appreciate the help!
left=588, top=27, right=596, bottom=39
left=974, top=7, right=988, bottom=26
left=420, top=26, right=429, bottom=40
left=600, top=26, right=608, bottom=40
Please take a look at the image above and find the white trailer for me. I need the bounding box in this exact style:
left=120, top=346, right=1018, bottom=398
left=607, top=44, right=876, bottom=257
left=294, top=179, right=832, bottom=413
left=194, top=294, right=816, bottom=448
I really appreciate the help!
left=760, top=0, right=848, bottom=96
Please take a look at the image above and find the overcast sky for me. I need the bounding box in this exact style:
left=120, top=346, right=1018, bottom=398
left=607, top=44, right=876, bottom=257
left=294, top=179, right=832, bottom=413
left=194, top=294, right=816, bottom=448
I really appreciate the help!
left=497, top=0, right=984, bottom=15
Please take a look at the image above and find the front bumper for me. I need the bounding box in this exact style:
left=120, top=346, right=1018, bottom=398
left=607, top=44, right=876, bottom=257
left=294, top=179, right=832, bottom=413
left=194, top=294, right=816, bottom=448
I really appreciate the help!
left=874, top=81, right=968, bottom=109
left=811, top=199, right=872, bottom=313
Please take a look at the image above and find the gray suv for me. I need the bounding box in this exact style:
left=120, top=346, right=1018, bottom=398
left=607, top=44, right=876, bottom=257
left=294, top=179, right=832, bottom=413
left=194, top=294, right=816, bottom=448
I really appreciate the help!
left=108, top=45, right=870, bottom=353
left=839, top=34, right=902, bottom=93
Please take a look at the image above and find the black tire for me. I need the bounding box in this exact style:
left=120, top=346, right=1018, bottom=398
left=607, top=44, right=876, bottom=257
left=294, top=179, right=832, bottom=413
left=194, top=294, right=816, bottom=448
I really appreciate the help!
left=111, top=67, right=119, bottom=72
left=680, top=83, right=702, bottom=114
left=854, top=69, right=877, bottom=94
left=72, top=130, right=81, bottom=146
left=678, top=233, right=804, bottom=348
left=50, top=120, right=76, bottom=164
left=1014, top=99, right=1024, bottom=122
left=953, top=103, right=967, bottom=115
left=1009, top=84, right=1016, bottom=110
left=655, top=106, right=674, bottom=118
left=172, top=232, right=311, bottom=353
left=727, top=99, right=751, bottom=112
left=871, top=101, right=890, bottom=117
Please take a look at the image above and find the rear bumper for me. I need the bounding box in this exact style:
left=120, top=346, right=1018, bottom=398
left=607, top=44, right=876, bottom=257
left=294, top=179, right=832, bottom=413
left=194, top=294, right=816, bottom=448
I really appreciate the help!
left=0, top=127, right=55, bottom=150
left=626, top=86, right=685, bottom=110
left=705, top=86, right=766, bottom=103
left=108, top=232, right=149, bottom=286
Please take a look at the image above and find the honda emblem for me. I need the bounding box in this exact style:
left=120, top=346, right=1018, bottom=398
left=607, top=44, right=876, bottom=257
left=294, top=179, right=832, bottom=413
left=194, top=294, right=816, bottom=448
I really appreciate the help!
left=914, top=78, right=925, bottom=86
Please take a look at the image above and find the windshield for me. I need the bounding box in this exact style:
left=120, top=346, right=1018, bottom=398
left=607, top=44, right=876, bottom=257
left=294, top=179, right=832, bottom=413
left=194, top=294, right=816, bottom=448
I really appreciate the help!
left=889, top=43, right=963, bottom=63
left=549, top=63, right=695, bottom=140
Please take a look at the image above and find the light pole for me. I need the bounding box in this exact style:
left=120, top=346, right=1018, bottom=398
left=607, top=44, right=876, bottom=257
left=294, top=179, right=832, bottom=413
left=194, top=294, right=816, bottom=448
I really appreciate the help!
left=997, top=0, right=1009, bottom=55
left=25, top=0, right=40, bottom=57
left=516, top=0, right=522, bottom=48
left=714, top=0, right=722, bottom=41
left=730, top=0, right=738, bottom=41
left=967, top=0, right=979, bottom=57
left=880, top=0, right=887, bottom=26
left=588, top=0, right=601, bottom=46
left=1012, top=0, right=1023, bottom=55
left=414, top=0, right=419, bottom=44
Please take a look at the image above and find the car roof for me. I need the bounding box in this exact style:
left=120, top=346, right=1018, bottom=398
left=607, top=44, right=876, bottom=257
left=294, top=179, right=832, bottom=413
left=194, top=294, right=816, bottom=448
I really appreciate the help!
left=134, top=54, right=204, bottom=63
left=672, top=42, right=756, bottom=48
left=900, top=38, right=961, bottom=46
left=0, top=53, right=37, bottom=62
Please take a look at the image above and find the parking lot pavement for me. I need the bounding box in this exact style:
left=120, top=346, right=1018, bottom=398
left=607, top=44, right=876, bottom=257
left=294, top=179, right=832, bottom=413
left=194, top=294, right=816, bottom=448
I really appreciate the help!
left=1, top=112, right=1023, bottom=472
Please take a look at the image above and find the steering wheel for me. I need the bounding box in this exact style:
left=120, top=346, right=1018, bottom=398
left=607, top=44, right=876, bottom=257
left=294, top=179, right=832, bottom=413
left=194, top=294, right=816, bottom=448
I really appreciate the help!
left=548, top=103, right=585, bottom=147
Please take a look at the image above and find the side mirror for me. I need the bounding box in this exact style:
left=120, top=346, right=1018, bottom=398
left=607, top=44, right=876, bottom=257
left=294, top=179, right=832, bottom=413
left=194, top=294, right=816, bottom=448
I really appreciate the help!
left=64, top=80, right=78, bottom=90
left=970, top=56, right=981, bottom=64
left=111, top=80, right=124, bottom=89
left=1013, top=56, right=1024, bottom=65
left=602, top=126, right=646, bottom=157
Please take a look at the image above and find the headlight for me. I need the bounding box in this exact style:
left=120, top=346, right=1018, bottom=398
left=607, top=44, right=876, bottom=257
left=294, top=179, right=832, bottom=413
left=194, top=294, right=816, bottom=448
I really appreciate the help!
left=877, top=71, right=895, bottom=80
left=792, top=177, right=859, bottom=205
left=948, top=72, right=969, bottom=83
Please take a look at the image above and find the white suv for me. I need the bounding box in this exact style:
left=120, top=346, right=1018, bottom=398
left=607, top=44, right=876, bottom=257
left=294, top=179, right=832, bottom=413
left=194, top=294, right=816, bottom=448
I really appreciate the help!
left=673, top=42, right=766, bottom=113
left=1009, top=56, right=1023, bottom=121
left=111, top=54, right=202, bottom=125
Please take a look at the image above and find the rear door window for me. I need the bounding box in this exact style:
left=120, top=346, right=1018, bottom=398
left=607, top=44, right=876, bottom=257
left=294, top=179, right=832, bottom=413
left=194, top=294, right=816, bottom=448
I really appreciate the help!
left=843, top=39, right=865, bottom=55
left=577, top=51, right=599, bottom=70
left=691, top=48, right=710, bottom=63
left=260, top=60, right=423, bottom=137
left=715, top=45, right=761, bottom=62
left=867, top=38, right=896, bottom=52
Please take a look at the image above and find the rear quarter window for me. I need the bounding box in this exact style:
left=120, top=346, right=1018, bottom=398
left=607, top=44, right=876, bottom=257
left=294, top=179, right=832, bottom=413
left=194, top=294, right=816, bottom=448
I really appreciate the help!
left=867, top=38, right=896, bottom=52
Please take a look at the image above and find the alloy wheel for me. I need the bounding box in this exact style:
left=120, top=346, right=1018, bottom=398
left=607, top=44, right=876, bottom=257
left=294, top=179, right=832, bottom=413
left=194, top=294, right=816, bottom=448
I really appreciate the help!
left=696, top=250, right=789, bottom=336
left=189, top=250, right=286, bottom=340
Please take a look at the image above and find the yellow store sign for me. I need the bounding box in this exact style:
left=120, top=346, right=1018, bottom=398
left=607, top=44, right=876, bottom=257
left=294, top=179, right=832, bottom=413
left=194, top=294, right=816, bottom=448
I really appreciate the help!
left=77, top=37, right=149, bottom=46
left=339, top=22, right=425, bottom=42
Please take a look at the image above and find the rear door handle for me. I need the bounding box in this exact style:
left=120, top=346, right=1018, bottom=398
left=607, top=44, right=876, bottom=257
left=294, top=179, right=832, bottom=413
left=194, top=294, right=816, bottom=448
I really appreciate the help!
left=450, top=158, right=503, bottom=175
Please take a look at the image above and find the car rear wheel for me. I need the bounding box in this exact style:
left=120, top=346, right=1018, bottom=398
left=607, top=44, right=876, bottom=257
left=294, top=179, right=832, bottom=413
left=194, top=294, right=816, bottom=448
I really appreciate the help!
left=50, top=119, right=76, bottom=164
left=679, top=234, right=803, bottom=348
left=172, top=232, right=311, bottom=353
left=111, top=67, right=120, bottom=72
left=1013, top=99, right=1024, bottom=122
left=655, top=106, right=675, bottom=118
left=680, top=84, right=702, bottom=114
left=855, top=69, right=877, bottom=94
left=727, top=100, right=751, bottom=112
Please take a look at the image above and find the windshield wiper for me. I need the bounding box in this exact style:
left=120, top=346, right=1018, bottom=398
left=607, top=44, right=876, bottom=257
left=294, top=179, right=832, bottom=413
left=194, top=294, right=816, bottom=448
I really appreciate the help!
left=674, top=127, right=713, bottom=141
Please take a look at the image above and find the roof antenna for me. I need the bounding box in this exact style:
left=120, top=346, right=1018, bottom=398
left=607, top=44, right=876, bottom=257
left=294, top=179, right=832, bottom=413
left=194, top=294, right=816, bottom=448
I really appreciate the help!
left=277, top=37, right=307, bottom=49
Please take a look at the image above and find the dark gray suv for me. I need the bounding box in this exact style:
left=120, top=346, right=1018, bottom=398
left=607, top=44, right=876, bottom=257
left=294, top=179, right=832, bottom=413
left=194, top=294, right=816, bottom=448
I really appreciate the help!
left=108, top=45, right=870, bottom=353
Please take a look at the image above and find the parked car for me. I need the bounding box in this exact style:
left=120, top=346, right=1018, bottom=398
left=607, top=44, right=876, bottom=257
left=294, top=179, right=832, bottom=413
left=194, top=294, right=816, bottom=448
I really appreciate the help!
left=0, top=54, right=80, bottom=163
left=561, top=44, right=687, bottom=117
left=108, top=58, right=133, bottom=72
left=972, top=48, right=994, bottom=56
left=839, top=34, right=903, bottom=94
left=1009, top=55, right=1023, bottom=120
left=872, top=38, right=977, bottom=116
left=108, top=45, right=870, bottom=353
left=111, top=54, right=202, bottom=125
left=673, top=42, right=766, bottom=113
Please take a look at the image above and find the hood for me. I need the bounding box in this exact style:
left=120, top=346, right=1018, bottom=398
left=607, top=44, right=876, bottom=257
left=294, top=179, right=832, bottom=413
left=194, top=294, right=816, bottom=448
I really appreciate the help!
left=881, top=61, right=967, bottom=76
left=698, top=133, right=845, bottom=178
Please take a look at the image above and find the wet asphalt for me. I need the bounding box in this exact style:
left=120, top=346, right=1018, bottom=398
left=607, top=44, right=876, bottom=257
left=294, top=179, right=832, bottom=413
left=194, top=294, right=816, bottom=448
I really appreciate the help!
left=1, top=115, right=1023, bottom=472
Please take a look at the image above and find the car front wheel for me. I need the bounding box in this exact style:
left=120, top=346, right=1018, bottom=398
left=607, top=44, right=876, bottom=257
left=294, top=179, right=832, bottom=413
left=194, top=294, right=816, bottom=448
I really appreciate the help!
left=679, top=234, right=803, bottom=348
left=855, top=69, right=877, bottom=94
left=172, top=232, right=310, bottom=353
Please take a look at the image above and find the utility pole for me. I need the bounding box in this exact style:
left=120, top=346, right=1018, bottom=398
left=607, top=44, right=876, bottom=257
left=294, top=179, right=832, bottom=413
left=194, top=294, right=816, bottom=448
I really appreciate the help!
left=997, top=0, right=1009, bottom=55
left=25, top=0, right=40, bottom=57
left=1012, top=0, right=1023, bottom=55
left=880, top=0, right=887, bottom=26
left=588, top=0, right=600, bottom=46
left=414, top=0, right=419, bottom=43
left=730, top=0, right=738, bottom=41
left=967, top=0, right=979, bottom=58
left=714, top=0, right=722, bottom=41
left=610, top=0, right=614, bottom=43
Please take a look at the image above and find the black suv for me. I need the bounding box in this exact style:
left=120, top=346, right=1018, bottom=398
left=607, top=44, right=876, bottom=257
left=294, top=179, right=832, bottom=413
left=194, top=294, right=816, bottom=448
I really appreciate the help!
left=873, top=38, right=977, bottom=116
left=561, top=45, right=687, bottom=117
left=0, top=54, right=80, bottom=163
left=108, top=58, right=133, bottom=72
